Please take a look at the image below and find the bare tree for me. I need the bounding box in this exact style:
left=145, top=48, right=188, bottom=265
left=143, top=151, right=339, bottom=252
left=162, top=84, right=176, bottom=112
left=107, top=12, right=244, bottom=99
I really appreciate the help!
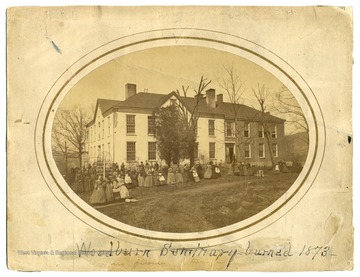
left=273, top=86, right=309, bottom=144
left=252, top=83, right=276, bottom=168
left=52, top=106, right=92, bottom=170
left=218, top=63, right=247, bottom=162
left=174, top=75, right=211, bottom=166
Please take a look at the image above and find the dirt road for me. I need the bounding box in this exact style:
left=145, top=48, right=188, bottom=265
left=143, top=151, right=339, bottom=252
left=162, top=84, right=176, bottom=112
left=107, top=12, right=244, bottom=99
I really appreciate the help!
left=90, top=172, right=298, bottom=233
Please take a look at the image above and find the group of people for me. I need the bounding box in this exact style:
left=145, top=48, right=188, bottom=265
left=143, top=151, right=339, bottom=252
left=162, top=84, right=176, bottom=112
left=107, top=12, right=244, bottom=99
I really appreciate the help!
left=228, top=162, right=253, bottom=176
left=89, top=174, right=134, bottom=205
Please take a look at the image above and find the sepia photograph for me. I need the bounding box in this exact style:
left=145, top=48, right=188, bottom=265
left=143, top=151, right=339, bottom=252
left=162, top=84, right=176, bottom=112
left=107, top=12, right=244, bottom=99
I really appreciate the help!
left=6, top=5, right=353, bottom=271
left=51, top=46, right=309, bottom=233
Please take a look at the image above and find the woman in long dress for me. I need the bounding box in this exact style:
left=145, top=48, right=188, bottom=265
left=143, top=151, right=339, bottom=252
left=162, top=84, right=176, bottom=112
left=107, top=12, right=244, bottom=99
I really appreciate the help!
left=144, top=164, right=154, bottom=187
left=213, top=162, right=221, bottom=179
left=204, top=164, right=213, bottom=179
left=89, top=176, right=106, bottom=205
left=167, top=167, right=175, bottom=184
left=175, top=165, right=183, bottom=183
left=125, top=172, right=132, bottom=186
left=104, top=177, right=114, bottom=203
left=119, top=183, right=130, bottom=199
left=138, top=164, right=145, bottom=187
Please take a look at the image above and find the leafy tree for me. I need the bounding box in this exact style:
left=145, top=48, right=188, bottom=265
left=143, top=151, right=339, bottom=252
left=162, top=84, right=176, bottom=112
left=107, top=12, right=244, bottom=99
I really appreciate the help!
left=153, top=105, right=187, bottom=166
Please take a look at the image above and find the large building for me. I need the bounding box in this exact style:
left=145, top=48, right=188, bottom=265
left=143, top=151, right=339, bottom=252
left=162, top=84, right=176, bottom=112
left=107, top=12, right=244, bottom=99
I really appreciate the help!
left=86, top=83, right=286, bottom=167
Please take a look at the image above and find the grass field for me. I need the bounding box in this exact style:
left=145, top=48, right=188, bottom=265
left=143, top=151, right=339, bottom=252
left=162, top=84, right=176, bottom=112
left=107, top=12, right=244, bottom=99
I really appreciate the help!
left=78, top=172, right=299, bottom=233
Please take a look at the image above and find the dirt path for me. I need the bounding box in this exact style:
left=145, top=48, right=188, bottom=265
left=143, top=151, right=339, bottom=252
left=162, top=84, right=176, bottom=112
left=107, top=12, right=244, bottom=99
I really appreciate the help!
left=93, top=173, right=298, bottom=233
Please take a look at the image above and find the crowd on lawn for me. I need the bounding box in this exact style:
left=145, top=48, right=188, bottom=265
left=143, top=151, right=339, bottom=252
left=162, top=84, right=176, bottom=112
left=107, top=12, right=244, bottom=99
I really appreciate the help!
left=65, top=159, right=290, bottom=206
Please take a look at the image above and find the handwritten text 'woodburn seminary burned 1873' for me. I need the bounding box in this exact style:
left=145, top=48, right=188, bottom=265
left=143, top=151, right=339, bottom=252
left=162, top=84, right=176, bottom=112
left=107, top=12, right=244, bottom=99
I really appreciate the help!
left=17, top=241, right=332, bottom=269
left=52, top=241, right=335, bottom=268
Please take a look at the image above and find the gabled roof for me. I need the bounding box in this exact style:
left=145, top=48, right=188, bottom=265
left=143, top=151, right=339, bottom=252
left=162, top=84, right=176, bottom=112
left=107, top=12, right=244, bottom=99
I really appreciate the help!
left=87, top=91, right=285, bottom=126
left=114, top=92, right=168, bottom=110
left=86, top=98, right=123, bottom=126
left=177, top=96, right=285, bottom=123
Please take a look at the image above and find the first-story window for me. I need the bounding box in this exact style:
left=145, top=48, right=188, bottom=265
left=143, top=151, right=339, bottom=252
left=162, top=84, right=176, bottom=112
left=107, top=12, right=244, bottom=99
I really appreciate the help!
left=259, top=143, right=265, bottom=158
left=272, top=143, right=278, bottom=158
left=148, top=142, right=157, bottom=160
left=209, top=142, right=216, bottom=159
left=244, top=143, right=251, bottom=158
left=127, top=142, right=136, bottom=161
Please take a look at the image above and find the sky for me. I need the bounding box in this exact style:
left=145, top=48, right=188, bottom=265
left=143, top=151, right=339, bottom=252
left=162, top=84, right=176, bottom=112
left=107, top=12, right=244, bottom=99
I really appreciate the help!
left=59, top=45, right=302, bottom=134
left=61, top=46, right=286, bottom=108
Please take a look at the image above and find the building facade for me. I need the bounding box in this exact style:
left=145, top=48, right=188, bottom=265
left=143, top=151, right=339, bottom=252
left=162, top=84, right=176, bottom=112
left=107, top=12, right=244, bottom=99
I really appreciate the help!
left=86, top=84, right=286, bottom=167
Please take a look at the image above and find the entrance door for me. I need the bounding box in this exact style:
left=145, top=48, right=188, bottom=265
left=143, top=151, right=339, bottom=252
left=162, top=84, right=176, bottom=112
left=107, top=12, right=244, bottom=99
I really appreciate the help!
left=225, top=143, right=235, bottom=163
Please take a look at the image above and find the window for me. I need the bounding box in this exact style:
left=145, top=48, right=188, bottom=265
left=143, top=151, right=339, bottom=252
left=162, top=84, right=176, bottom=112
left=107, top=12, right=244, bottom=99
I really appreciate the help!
left=271, top=125, right=277, bottom=138
left=126, top=115, right=136, bottom=134
left=244, top=143, right=251, bottom=158
left=102, top=144, right=104, bottom=157
left=209, top=142, right=216, bottom=159
left=259, top=143, right=265, bottom=158
left=244, top=123, right=250, bottom=138
left=107, top=142, right=111, bottom=156
left=108, top=116, right=111, bottom=136
left=194, top=142, right=199, bottom=159
left=225, top=121, right=235, bottom=137
left=258, top=124, right=264, bottom=138
left=170, top=99, right=177, bottom=106
left=148, top=142, right=157, bottom=160
left=148, top=116, right=155, bottom=135
left=272, top=143, right=278, bottom=158
left=102, top=120, right=104, bottom=139
left=208, top=120, right=215, bottom=136
left=127, top=142, right=136, bottom=161
left=98, top=122, right=101, bottom=140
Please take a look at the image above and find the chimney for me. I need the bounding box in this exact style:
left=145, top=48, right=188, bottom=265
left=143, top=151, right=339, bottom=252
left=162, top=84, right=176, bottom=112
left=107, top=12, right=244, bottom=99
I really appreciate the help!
left=217, top=93, right=223, bottom=103
left=125, top=83, right=136, bottom=99
left=206, top=89, right=216, bottom=108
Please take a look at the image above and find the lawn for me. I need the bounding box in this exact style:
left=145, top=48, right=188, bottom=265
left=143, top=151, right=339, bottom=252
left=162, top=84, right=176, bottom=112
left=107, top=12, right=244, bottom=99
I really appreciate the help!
left=78, top=172, right=299, bottom=233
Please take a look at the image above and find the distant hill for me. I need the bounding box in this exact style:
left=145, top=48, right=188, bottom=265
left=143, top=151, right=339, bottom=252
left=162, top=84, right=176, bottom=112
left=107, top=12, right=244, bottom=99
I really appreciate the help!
left=284, top=132, right=309, bottom=166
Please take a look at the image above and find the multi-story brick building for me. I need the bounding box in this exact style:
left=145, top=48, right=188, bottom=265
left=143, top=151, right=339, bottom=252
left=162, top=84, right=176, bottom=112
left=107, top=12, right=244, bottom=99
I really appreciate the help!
left=86, top=83, right=285, bottom=167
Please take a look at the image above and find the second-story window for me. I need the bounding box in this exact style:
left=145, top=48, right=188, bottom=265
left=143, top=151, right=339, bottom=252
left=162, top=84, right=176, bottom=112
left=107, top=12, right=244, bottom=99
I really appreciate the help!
left=258, top=124, right=264, bottom=138
left=244, top=122, right=250, bottom=138
left=271, top=124, right=277, bottom=138
left=225, top=121, right=235, bottom=137
left=148, top=116, right=155, bottom=135
left=208, top=120, right=215, bottom=136
left=126, top=115, right=135, bottom=134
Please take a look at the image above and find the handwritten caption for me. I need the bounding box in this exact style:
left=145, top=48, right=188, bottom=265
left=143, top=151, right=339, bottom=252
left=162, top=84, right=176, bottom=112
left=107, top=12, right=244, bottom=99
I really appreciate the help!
left=17, top=241, right=333, bottom=269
